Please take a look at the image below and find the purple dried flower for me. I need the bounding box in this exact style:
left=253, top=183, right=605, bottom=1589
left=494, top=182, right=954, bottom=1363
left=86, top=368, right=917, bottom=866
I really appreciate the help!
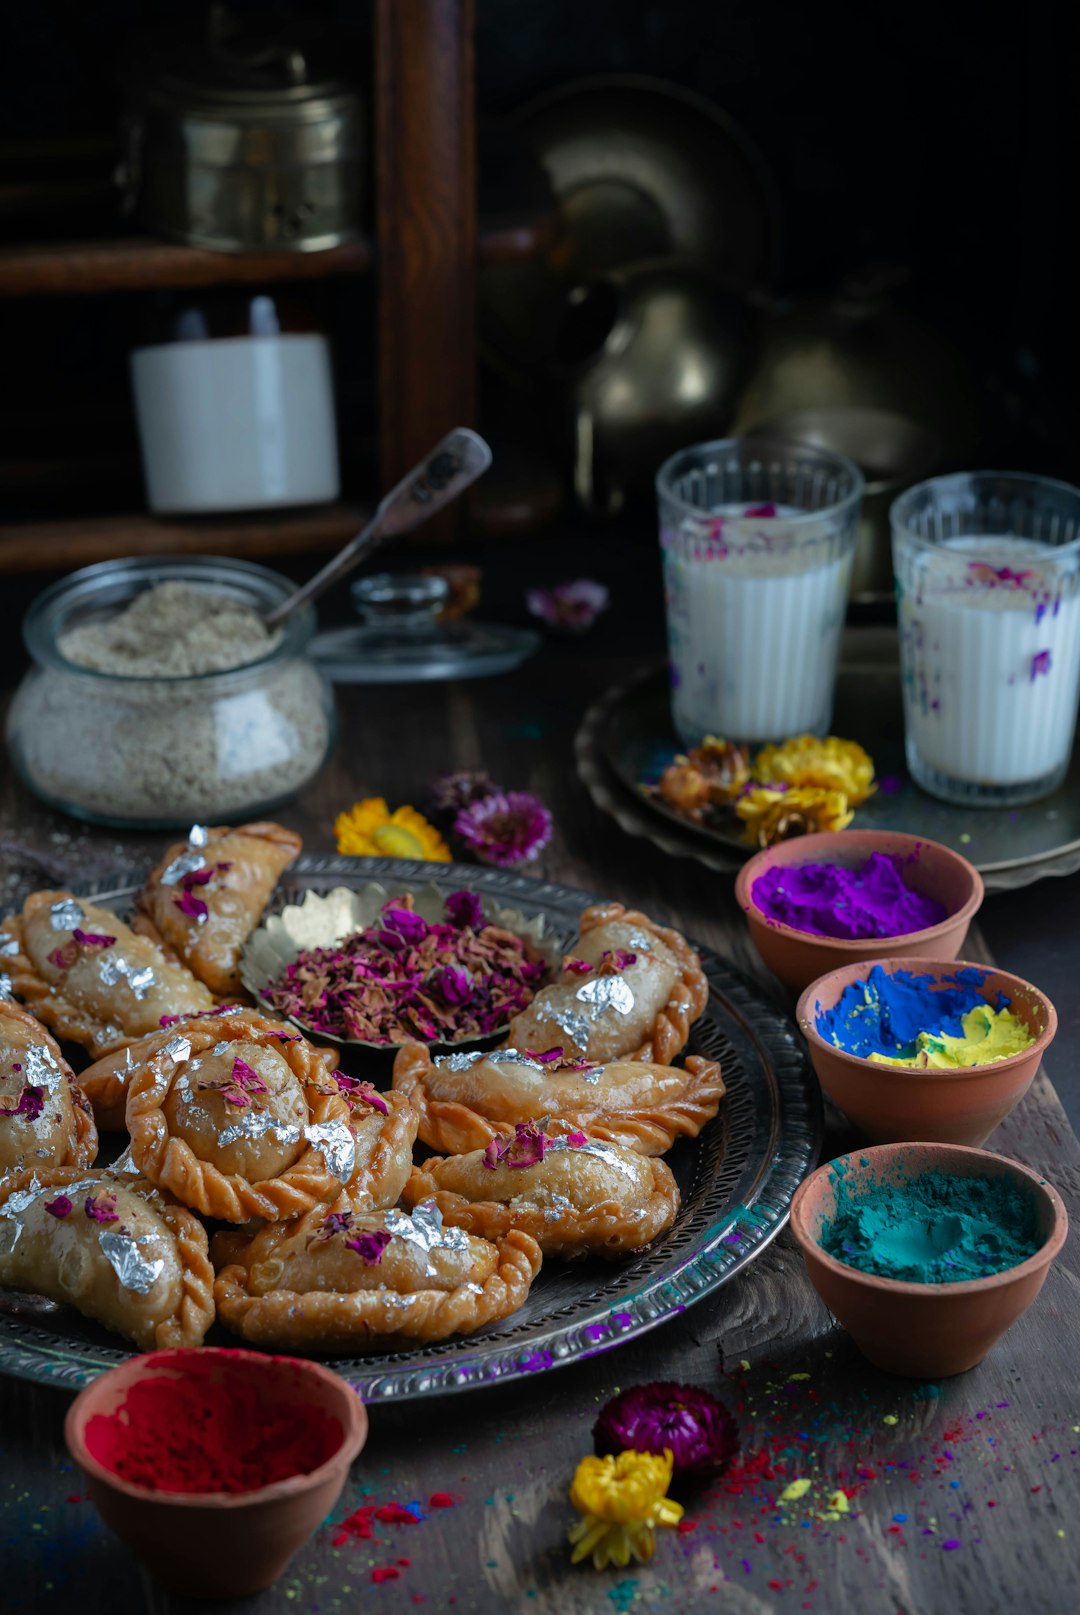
left=430, top=771, right=500, bottom=814
left=344, top=1228, right=393, bottom=1265
left=482, top=1121, right=549, bottom=1170
left=526, top=579, right=610, bottom=634
left=84, top=1190, right=119, bottom=1224
left=593, top=1382, right=739, bottom=1486
left=0, top=1085, right=45, bottom=1120
left=320, top=1210, right=354, bottom=1240
left=380, top=904, right=431, bottom=945
left=434, top=965, right=474, bottom=1006
left=445, top=889, right=485, bottom=931
left=523, top=1046, right=564, bottom=1063
left=562, top=957, right=591, bottom=975
left=47, top=942, right=78, bottom=971
left=174, top=890, right=209, bottom=922
left=44, top=1195, right=72, bottom=1219
left=71, top=929, right=115, bottom=950
left=565, top=1130, right=588, bottom=1148
left=454, top=791, right=553, bottom=868
left=332, top=1072, right=389, bottom=1115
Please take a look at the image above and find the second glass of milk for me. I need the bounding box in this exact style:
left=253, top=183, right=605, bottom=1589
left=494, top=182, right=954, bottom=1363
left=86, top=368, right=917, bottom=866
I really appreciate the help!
left=657, top=438, right=864, bottom=746
left=892, top=472, right=1080, bottom=807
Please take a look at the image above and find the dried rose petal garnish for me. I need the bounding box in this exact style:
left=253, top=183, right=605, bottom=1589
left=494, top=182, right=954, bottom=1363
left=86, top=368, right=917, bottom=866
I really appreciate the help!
left=344, top=1229, right=393, bottom=1265
left=598, top=948, right=637, bottom=974
left=261, top=892, right=545, bottom=1046
left=84, top=1190, right=119, bottom=1224
left=44, top=1195, right=72, bottom=1218
left=71, top=928, right=116, bottom=949
left=331, top=1072, right=389, bottom=1115
left=0, top=1085, right=45, bottom=1120
left=481, top=1120, right=549, bottom=1171
left=565, top=1130, right=588, bottom=1148
left=198, top=1056, right=269, bottom=1109
left=172, top=861, right=233, bottom=922
left=562, top=956, right=592, bottom=974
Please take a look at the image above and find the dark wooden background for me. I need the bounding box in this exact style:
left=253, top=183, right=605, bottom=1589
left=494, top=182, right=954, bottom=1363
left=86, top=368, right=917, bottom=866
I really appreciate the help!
left=2, top=647, right=1080, bottom=1613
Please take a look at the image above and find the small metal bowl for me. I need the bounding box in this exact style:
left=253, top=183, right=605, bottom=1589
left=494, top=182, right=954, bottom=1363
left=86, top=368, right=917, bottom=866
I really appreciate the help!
left=240, top=880, right=566, bottom=1052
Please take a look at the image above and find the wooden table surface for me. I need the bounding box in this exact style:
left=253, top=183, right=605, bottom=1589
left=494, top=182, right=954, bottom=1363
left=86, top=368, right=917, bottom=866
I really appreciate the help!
left=3, top=649, right=1080, bottom=1615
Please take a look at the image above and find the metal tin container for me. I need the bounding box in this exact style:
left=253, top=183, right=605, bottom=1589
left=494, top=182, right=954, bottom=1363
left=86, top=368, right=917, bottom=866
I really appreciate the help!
left=119, top=18, right=364, bottom=252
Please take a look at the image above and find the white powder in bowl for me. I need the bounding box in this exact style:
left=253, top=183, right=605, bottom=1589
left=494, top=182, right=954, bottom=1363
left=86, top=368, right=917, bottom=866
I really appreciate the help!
left=59, top=582, right=282, bottom=677
left=10, top=584, right=332, bottom=825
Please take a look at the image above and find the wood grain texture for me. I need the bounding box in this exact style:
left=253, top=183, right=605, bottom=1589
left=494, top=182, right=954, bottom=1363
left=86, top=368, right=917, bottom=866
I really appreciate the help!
left=2, top=653, right=1080, bottom=1613
left=0, top=236, right=374, bottom=298
left=374, top=0, right=477, bottom=493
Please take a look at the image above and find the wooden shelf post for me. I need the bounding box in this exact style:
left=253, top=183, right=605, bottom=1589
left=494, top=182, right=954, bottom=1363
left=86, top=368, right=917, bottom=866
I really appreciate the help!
left=374, top=0, right=477, bottom=494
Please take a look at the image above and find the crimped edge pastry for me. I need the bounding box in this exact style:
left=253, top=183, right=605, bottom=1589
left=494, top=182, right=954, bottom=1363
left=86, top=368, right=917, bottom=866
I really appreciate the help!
left=126, top=1017, right=354, bottom=1223
left=0, top=1000, right=98, bottom=1168
left=577, top=901, right=709, bottom=1064
left=0, top=1164, right=214, bottom=1349
left=393, top=1042, right=725, bottom=1157
left=213, top=1221, right=542, bottom=1351
left=401, top=1145, right=680, bottom=1259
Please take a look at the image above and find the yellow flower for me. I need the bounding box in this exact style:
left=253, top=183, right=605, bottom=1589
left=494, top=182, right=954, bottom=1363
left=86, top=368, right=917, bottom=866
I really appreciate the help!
left=752, top=735, right=876, bottom=805
left=735, top=786, right=854, bottom=848
left=567, top=1450, right=683, bottom=1570
left=334, top=798, right=451, bottom=861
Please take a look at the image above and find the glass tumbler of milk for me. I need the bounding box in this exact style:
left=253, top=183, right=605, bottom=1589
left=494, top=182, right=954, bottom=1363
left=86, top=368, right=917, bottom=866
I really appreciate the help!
left=657, top=438, right=864, bottom=746
left=892, top=471, right=1080, bottom=807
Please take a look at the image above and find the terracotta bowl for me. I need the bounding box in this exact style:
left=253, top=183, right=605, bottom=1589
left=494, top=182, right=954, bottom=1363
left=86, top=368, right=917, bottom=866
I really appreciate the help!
left=790, top=1142, right=1068, bottom=1377
left=734, top=829, right=984, bottom=992
left=796, top=957, right=1057, bottom=1146
left=64, top=1347, right=368, bottom=1598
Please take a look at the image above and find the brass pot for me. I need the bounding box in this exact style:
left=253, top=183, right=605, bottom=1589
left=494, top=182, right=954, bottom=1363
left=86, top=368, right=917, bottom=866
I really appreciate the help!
left=548, top=259, right=758, bottom=517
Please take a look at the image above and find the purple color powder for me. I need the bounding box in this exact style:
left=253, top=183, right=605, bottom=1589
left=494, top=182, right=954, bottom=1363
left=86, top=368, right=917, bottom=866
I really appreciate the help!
left=751, top=852, right=948, bottom=941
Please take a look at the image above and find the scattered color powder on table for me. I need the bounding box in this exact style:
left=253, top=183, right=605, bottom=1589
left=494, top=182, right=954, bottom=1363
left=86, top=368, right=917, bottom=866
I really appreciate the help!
left=820, top=1166, right=1041, bottom=1282
left=83, top=1351, right=343, bottom=1493
left=815, top=964, right=1010, bottom=1061
left=751, top=852, right=947, bottom=941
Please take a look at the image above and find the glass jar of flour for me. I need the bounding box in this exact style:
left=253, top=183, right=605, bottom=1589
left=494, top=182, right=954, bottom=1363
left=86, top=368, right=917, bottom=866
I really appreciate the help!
left=7, top=556, right=335, bottom=827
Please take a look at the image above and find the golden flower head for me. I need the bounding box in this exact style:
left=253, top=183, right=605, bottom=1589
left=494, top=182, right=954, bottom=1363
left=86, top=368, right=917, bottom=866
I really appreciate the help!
left=567, top=1449, right=683, bottom=1570
left=334, top=798, right=451, bottom=861
left=735, top=786, right=855, bottom=848
left=752, top=735, right=876, bottom=805
left=687, top=736, right=751, bottom=801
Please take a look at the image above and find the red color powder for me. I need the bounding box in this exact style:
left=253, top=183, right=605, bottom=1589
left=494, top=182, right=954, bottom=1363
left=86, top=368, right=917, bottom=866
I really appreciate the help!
left=372, top=1568, right=401, bottom=1584
left=83, top=1351, right=343, bottom=1494
left=429, top=1491, right=456, bottom=1508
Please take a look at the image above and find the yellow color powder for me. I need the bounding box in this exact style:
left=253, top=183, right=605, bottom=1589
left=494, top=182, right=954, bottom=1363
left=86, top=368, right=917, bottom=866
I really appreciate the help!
left=868, top=1003, right=1034, bottom=1069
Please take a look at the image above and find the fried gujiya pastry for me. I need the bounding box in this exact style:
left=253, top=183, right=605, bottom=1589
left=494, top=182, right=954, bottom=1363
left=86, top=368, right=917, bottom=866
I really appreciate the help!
left=0, top=1165, right=214, bottom=1349
left=125, top=1014, right=357, bottom=1223
left=0, top=891, right=215, bottom=1059
left=393, top=1042, right=725, bottom=1157
left=402, top=1120, right=680, bottom=1259
left=0, top=1001, right=97, bottom=1172
left=212, top=1197, right=542, bottom=1351
left=135, top=821, right=302, bottom=997
left=505, top=902, right=708, bottom=1065
left=307, top=1069, right=419, bottom=1213
left=79, top=1005, right=270, bottom=1133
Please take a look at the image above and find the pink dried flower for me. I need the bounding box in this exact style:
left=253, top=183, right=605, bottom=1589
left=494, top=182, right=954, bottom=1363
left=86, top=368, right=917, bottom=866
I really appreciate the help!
left=71, top=929, right=115, bottom=949
left=320, top=1210, right=354, bottom=1240
left=565, top=1130, right=588, bottom=1148
left=430, top=771, right=499, bottom=814
left=523, top=1047, right=564, bottom=1064
left=344, top=1228, right=393, bottom=1265
left=434, top=965, right=473, bottom=1006
left=526, top=579, right=610, bottom=634
left=445, top=890, right=485, bottom=930
left=84, top=1190, right=119, bottom=1224
left=174, top=890, right=209, bottom=921
left=381, top=904, right=431, bottom=945
left=332, top=1072, right=389, bottom=1115
left=562, top=957, right=592, bottom=975
left=453, top=791, right=553, bottom=868
left=47, top=942, right=78, bottom=971
left=593, top=1382, right=739, bottom=1486
left=44, top=1195, right=72, bottom=1218
left=481, top=1121, right=549, bottom=1171
left=0, top=1085, right=45, bottom=1120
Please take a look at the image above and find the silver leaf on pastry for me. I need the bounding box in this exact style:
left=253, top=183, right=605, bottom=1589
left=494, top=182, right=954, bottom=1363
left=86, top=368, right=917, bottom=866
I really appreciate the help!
left=576, top=976, right=635, bottom=1016
left=0, top=1180, right=42, bottom=1253
left=49, top=898, right=85, bottom=932
left=0, top=974, right=13, bottom=999
left=159, top=849, right=207, bottom=886
left=188, top=824, right=210, bottom=848
left=304, top=1121, right=356, bottom=1182
left=98, top=954, right=156, bottom=999
left=216, top=1110, right=302, bottom=1148
left=21, top=1045, right=65, bottom=1094
left=0, top=938, right=19, bottom=957
left=384, top=1201, right=470, bottom=1256
left=98, top=1229, right=165, bottom=1294
left=161, top=1035, right=192, bottom=1063
left=534, top=1003, right=593, bottom=1048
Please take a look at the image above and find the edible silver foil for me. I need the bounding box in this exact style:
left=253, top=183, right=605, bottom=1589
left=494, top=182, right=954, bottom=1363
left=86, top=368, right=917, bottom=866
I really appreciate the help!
left=0, top=1179, right=42, bottom=1254
left=0, top=975, right=12, bottom=999
left=22, top=1045, right=64, bottom=1095
left=161, top=1035, right=192, bottom=1064
left=216, top=1110, right=302, bottom=1148
left=384, top=1201, right=470, bottom=1257
left=49, top=899, right=84, bottom=932
left=436, top=1048, right=542, bottom=1073
left=576, top=976, right=635, bottom=1017
left=159, top=849, right=207, bottom=886
left=304, top=1121, right=357, bottom=1182
left=210, top=1041, right=231, bottom=1057
left=626, top=932, right=654, bottom=951
left=99, top=954, right=156, bottom=999
left=535, top=1002, right=593, bottom=1048
left=0, top=938, right=19, bottom=957
left=188, top=824, right=210, bottom=848
left=98, top=1229, right=165, bottom=1294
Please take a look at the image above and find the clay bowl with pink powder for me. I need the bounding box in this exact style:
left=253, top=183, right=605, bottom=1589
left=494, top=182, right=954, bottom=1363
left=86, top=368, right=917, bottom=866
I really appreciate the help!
left=797, top=957, right=1057, bottom=1146
left=64, top=1347, right=368, bottom=1598
left=734, top=829, right=984, bottom=993
left=789, top=1143, right=1067, bottom=1376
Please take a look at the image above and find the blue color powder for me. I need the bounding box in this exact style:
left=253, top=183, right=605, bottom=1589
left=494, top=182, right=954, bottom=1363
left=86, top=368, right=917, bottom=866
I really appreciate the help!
left=816, top=964, right=1003, bottom=1059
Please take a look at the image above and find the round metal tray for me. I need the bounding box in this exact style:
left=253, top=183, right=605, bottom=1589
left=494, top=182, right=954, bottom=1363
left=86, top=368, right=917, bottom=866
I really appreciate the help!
left=578, top=656, right=1080, bottom=892
left=0, top=857, right=821, bottom=1400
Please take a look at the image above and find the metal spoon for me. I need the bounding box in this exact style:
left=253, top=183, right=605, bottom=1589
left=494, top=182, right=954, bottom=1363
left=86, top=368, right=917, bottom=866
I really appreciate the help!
left=263, top=427, right=493, bottom=629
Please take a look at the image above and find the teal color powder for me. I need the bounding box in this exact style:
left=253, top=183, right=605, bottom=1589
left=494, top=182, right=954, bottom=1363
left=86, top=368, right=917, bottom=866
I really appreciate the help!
left=820, top=1166, right=1040, bottom=1282
left=816, top=964, right=1001, bottom=1059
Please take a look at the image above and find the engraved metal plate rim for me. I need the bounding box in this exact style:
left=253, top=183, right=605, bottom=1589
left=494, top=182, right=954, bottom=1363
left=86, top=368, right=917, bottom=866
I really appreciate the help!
left=0, top=855, right=822, bottom=1401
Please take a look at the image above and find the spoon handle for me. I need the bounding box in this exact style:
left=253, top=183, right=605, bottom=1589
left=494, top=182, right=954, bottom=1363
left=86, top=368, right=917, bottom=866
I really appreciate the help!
left=263, top=427, right=493, bottom=629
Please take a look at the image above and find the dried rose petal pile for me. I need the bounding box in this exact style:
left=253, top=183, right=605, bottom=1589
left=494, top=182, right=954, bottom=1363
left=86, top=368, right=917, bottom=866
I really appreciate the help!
left=261, top=890, right=546, bottom=1045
